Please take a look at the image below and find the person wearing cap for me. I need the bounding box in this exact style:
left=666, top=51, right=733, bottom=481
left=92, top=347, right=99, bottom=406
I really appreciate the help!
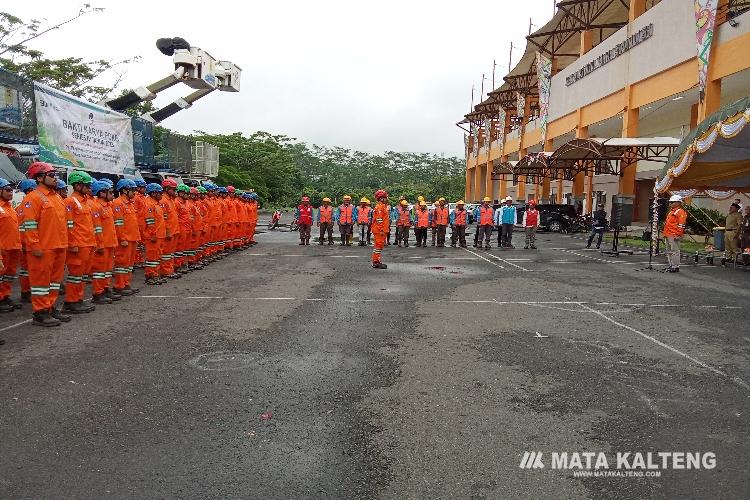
left=586, top=203, right=608, bottom=250
left=190, top=187, right=207, bottom=268
left=56, top=179, right=69, bottom=199
left=663, top=194, right=688, bottom=272
left=472, top=203, right=483, bottom=248
left=295, top=196, right=313, bottom=245
left=159, top=178, right=181, bottom=278
left=429, top=200, right=439, bottom=246
left=723, top=202, right=743, bottom=266
left=18, top=163, right=71, bottom=326
left=449, top=200, right=468, bottom=247
left=522, top=200, right=540, bottom=250
left=371, top=190, right=390, bottom=269
left=61, top=171, right=97, bottom=314
left=355, top=197, right=372, bottom=246
left=111, top=179, right=141, bottom=295
left=247, top=192, right=259, bottom=246
left=496, top=196, right=516, bottom=249
left=194, top=186, right=210, bottom=262
left=143, top=184, right=167, bottom=285
left=413, top=201, right=431, bottom=247
left=433, top=198, right=450, bottom=247
left=173, top=184, right=193, bottom=271
left=0, top=178, right=22, bottom=315
left=336, top=195, right=355, bottom=246
left=132, top=179, right=148, bottom=268
left=477, top=197, right=495, bottom=250
left=395, top=199, right=412, bottom=247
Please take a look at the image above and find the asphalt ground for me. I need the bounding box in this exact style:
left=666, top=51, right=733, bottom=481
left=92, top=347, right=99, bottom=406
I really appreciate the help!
left=0, top=227, right=748, bottom=499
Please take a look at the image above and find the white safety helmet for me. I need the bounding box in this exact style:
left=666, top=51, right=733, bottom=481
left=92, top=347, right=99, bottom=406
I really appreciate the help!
left=505, top=196, right=513, bottom=202
left=668, top=194, right=683, bottom=203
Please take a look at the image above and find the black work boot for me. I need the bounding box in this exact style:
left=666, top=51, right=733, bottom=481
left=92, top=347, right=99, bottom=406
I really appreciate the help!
left=123, top=285, right=140, bottom=294
left=113, top=287, right=136, bottom=297
left=32, top=310, right=60, bottom=327
left=92, top=293, right=113, bottom=304
left=21, top=291, right=31, bottom=303
left=0, top=299, right=13, bottom=313
left=50, top=307, right=72, bottom=323
left=106, top=288, right=123, bottom=301
left=62, top=301, right=90, bottom=314
left=372, top=262, right=388, bottom=269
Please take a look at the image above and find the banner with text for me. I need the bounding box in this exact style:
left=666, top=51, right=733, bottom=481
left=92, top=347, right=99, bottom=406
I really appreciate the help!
left=34, top=82, right=134, bottom=175
left=536, top=52, right=553, bottom=144
left=695, top=0, right=718, bottom=101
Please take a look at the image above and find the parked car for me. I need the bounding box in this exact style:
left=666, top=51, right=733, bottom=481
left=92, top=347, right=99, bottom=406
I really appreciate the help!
left=514, top=203, right=579, bottom=232
left=140, top=171, right=183, bottom=186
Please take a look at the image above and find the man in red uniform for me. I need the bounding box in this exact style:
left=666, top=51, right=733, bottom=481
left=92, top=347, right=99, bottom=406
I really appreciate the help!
left=132, top=179, right=148, bottom=267
left=371, top=190, right=390, bottom=269
left=663, top=194, right=688, bottom=273
left=112, top=179, right=141, bottom=295
left=0, top=178, right=22, bottom=315
left=295, top=196, right=314, bottom=245
left=18, top=162, right=71, bottom=326
left=159, top=178, right=181, bottom=278
left=247, top=192, right=259, bottom=246
left=174, top=184, right=194, bottom=272
left=317, top=197, right=334, bottom=245
left=61, top=171, right=97, bottom=314
left=143, top=183, right=167, bottom=285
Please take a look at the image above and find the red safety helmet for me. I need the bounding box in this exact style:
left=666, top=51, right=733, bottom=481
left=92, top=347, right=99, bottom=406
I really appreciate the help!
left=301, top=196, right=310, bottom=202
left=374, top=189, right=388, bottom=200
left=528, top=199, right=537, bottom=206
left=227, top=185, right=236, bottom=193
left=189, top=187, right=199, bottom=194
left=26, top=161, right=56, bottom=179
left=161, top=178, right=178, bottom=188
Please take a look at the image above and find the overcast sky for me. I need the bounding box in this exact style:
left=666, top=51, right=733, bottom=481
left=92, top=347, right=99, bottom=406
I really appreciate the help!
left=10, top=1, right=554, bottom=156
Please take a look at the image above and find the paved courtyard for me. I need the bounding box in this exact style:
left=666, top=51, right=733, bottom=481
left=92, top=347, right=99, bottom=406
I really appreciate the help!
left=0, top=228, right=747, bottom=499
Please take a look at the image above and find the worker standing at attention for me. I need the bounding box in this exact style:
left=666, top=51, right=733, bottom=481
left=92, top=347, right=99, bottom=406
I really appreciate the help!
left=355, top=197, right=372, bottom=246
left=433, top=198, right=449, bottom=247
left=0, top=178, right=22, bottom=314
left=413, top=201, right=431, bottom=248
left=61, top=171, right=96, bottom=314
left=477, top=197, right=495, bottom=250
left=396, top=199, right=412, bottom=247
left=662, top=194, right=688, bottom=272
left=522, top=200, right=540, bottom=250
left=371, top=190, right=390, bottom=269
left=317, top=197, right=334, bottom=245
left=449, top=200, right=468, bottom=248
left=18, top=163, right=71, bottom=326
left=295, top=196, right=314, bottom=245
left=337, top=195, right=355, bottom=246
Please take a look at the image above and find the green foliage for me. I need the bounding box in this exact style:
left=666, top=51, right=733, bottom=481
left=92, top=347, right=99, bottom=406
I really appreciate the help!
left=189, top=130, right=466, bottom=206
left=684, top=205, right=726, bottom=235
left=0, top=6, right=140, bottom=102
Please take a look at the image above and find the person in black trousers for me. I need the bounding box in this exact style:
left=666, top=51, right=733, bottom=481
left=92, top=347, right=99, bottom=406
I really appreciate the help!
left=586, top=204, right=607, bottom=249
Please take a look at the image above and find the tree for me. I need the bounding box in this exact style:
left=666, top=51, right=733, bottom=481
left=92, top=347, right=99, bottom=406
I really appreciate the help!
left=0, top=6, right=140, bottom=102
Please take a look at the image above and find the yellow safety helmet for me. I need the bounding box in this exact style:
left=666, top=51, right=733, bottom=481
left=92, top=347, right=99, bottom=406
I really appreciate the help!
left=343, top=195, right=352, bottom=200
left=417, top=195, right=425, bottom=202
left=438, top=197, right=446, bottom=202
left=456, top=200, right=465, bottom=205
left=322, top=197, right=331, bottom=202
left=483, top=196, right=491, bottom=202
left=419, top=201, right=427, bottom=207
left=360, top=197, right=368, bottom=203
left=400, top=199, right=408, bottom=206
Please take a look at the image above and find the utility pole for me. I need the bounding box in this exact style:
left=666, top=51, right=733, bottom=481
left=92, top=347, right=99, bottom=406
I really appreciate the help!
left=508, top=43, right=516, bottom=73
left=529, top=18, right=538, bottom=35
left=470, top=84, right=475, bottom=110
left=480, top=73, right=485, bottom=100
left=492, top=59, right=497, bottom=89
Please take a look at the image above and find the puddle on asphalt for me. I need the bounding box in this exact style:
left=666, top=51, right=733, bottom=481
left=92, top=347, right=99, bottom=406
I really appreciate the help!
left=189, top=351, right=261, bottom=371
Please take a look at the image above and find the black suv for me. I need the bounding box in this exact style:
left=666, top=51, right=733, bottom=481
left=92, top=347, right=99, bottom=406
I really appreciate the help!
left=515, top=203, right=579, bottom=232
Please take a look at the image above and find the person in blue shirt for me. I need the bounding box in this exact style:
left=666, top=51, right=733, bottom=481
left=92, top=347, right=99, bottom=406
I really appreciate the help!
left=472, top=203, right=482, bottom=247
left=494, top=196, right=517, bottom=248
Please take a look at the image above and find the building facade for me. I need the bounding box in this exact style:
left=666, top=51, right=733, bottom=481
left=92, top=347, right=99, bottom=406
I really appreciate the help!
left=461, top=0, right=750, bottom=221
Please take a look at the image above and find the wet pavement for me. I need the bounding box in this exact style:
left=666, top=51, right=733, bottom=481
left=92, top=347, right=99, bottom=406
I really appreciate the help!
left=0, top=228, right=748, bottom=499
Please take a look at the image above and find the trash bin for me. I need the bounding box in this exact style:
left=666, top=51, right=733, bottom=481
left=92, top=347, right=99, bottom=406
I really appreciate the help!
left=713, top=227, right=725, bottom=251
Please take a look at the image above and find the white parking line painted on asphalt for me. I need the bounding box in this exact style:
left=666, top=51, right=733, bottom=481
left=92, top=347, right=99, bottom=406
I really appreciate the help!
left=461, top=248, right=506, bottom=270
left=0, top=319, right=31, bottom=332
left=578, top=303, right=750, bottom=391
left=479, top=250, right=531, bottom=271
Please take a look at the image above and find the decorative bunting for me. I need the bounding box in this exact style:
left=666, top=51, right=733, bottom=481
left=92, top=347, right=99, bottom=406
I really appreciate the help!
left=694, top=0, right=718, bottom=101
left=536, top=52, right=553, bottom=144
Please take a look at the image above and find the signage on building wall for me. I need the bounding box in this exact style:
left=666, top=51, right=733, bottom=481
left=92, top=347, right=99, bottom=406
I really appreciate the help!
left=565, top=23, right=654, bottom=87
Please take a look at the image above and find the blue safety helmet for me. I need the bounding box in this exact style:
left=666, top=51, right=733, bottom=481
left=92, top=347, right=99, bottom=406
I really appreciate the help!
left=0, top=178, right=10, bottom=189
left=115, top=178, right=136, bottom=191
left=249, top=192, right=258, bottom=200
left=217, top=187, right=228, bottom=194
left=18, top=179, right=37, bottom=193
left=146, top=183, right=163, bottom=194
left=56, top=179, right=67, bottom=190
left=91, top=180, right=111, bottom=196
left=98, top=178, right=114, bottom=188
left=134, top=179, right=147, bottom=187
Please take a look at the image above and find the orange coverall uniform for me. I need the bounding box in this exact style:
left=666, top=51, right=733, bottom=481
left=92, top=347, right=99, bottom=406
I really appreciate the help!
left=0, top=197, right=22, bottom=302
left=64, top=191, right=96, bottom=303
left=371, top=201, right=390, bottom=265
left=248, top=200, right=258, bottom=244
left=90, top=197, right=117, bottom=295
left=159, top=195, right=180, bottom=275
left=18, top=185, right=69, bottom=312
left=143, top=196, right=166, bottom=278
left=111, top=195, right=140, bottom=289
left=133, top=191, right=148, bottom=265
left=175, top=197, right=193, bottom=267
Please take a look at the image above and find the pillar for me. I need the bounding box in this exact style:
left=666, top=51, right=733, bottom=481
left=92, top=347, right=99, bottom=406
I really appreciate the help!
left=586, top=173, right=594, bottom=214
left=619, top=103, right=639, bottom=195
left=629, top=0, right=646, bottom=22
left=690, top=103, right=699, bottom=129
left=699, top=78, right=722, bottom=122
left=580, top=30, right=593, bottom=56
left=499, top=155, right=508, bottom=199
left=542, top=138, right=553, bottom=202
left=475, top=163, right=484, bottom=201
left=556, top=179, right=564, bottom=203
left=485, top=157, right=494, bottom=201
left=465, top=167, right=471, bottom=201
left=573, top=122, right=588, bottom=206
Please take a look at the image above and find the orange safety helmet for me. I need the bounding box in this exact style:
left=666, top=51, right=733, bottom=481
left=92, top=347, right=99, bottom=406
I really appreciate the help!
left=301, top=195, right=310, bottom=202
left=26, top=161, right=56, bottom=179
